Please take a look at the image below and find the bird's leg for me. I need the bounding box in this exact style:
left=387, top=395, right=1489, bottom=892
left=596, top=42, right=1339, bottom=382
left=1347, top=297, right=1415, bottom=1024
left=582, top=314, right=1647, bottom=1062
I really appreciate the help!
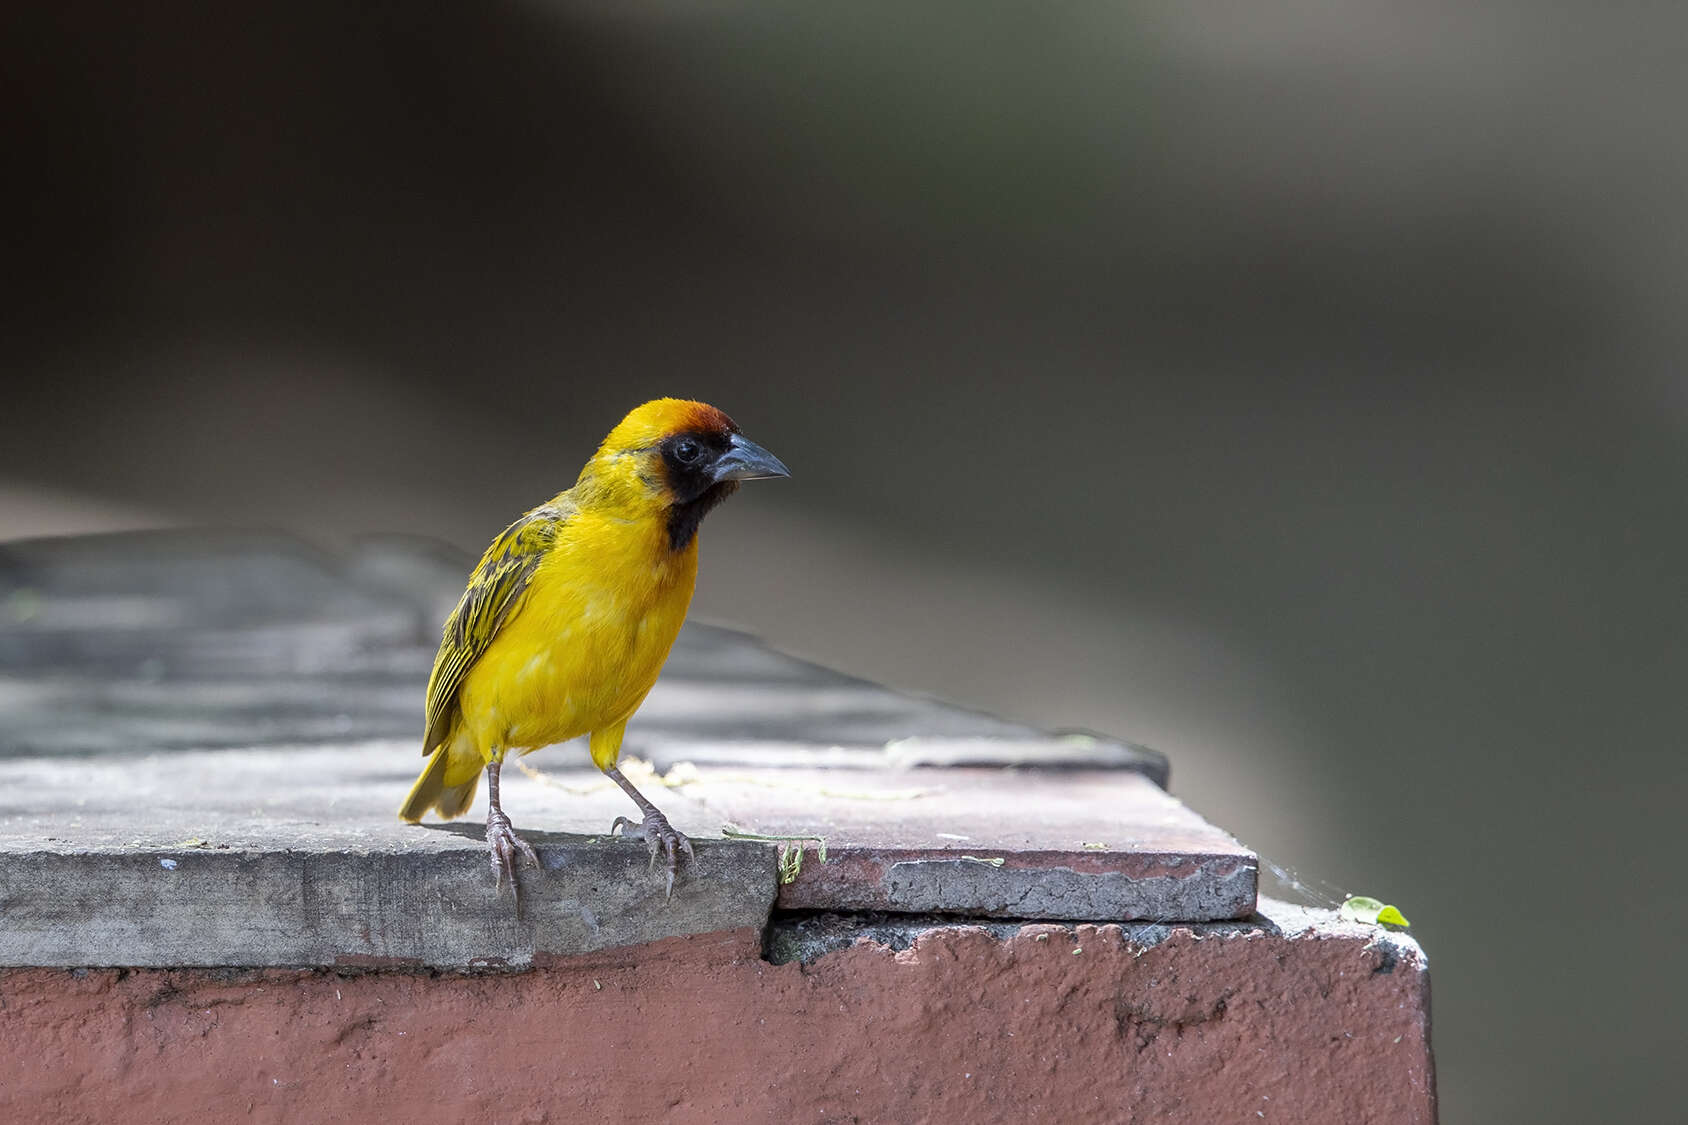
left=484, top=757, right=539, bottom=893
left=605, top=765, right=694, bottom=898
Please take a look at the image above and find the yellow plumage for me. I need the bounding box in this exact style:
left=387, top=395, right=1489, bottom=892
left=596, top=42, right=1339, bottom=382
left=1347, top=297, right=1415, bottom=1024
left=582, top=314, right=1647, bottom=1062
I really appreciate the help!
left=397, top=398, right=788, bottom=892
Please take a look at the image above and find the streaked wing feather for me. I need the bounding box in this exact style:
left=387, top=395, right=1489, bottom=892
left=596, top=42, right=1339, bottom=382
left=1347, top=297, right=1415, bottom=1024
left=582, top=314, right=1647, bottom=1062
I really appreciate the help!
left=421, top=501, right=571, bottom=753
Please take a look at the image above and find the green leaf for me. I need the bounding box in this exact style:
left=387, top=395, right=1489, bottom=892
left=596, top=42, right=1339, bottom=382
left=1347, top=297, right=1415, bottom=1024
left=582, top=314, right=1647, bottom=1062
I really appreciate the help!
left=1340, top=895, right=1411, bottom=928
left=1375, top=905, right=1411, bottom=927
left=1339, top=896, right=1384, bottom=922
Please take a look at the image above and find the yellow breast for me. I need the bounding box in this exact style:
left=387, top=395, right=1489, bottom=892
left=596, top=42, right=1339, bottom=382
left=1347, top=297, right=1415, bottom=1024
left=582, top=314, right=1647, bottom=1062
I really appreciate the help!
left=456, top=511, right=699, bottom=754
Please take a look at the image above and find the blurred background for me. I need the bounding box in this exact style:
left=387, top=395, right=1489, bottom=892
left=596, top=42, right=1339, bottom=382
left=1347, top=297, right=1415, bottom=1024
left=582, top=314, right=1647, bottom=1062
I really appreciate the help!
left=5, top=2, right=1684, bottom=1119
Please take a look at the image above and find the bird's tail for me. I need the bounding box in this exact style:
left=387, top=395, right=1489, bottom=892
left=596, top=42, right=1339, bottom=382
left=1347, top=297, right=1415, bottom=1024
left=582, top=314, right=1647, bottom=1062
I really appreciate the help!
left=398, top=739, right=481, bottom=822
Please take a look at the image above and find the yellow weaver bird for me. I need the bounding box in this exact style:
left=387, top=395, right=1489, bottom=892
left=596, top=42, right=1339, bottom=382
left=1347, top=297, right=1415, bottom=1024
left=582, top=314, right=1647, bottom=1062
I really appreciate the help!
left=398, top=398, right=789, bottom=894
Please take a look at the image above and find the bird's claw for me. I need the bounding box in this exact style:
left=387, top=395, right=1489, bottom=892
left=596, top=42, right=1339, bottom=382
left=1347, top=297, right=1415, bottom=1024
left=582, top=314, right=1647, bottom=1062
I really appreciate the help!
left=610, top=812, right=695, bottom=898
left=487, top=810, right=540, bottom=894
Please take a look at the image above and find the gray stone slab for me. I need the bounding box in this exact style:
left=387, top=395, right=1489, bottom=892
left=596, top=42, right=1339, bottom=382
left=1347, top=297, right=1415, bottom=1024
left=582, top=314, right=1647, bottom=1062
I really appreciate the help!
left=0, top=745, right=780, bottom=968
left=0, top=530, right=1253, bottom=968
left=0, top=745, right=1251, bottom=948
left=695, top=766, right=1256, bottom=920
left=5, top=840, right=777, bottom=970
left=0, top=530, right=1167, bottom=780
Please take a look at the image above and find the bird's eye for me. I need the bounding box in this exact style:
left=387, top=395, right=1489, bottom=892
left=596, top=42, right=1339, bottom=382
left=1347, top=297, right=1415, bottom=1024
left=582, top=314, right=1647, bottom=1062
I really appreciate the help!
left=674, top=439, right=701, bottom=463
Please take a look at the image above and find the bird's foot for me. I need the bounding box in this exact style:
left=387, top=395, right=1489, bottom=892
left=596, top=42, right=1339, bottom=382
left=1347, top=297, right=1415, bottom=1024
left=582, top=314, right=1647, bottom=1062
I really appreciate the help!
left=610, top=810, right=695, bottom=898
left=487, top=808, right=540, bottom=892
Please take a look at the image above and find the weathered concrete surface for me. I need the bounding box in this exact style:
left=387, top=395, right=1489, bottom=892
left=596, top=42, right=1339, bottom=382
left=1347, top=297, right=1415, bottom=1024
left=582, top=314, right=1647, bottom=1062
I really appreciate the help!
left=0, top=899, right=1435, bottom=1125
left=736, top=767, right=1255, bottom=919
left=0, top=744, right=785, bottom=967
left=5, top=841, right=778, bottom=970
left=0, top=531, right=1252, bottom=957
left=0, top=532, right=1429, bottom=1120
left=0, top=529, right=1168, bottom=775
left=0, top=747, right=1250, bottom=965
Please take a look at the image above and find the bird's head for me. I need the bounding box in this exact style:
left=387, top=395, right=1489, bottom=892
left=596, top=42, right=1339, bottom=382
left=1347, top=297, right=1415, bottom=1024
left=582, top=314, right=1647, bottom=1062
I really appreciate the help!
left=580, top=398, right=790, bottom=549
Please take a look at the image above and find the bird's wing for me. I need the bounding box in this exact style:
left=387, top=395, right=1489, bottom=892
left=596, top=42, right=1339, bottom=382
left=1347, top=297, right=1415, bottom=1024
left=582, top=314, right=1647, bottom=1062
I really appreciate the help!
left=421, top=499, right=573, bottom=754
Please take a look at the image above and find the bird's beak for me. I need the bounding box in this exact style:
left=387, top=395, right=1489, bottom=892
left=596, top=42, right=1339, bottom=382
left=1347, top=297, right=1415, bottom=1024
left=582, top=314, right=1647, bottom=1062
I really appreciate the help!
left=711, top=433, right=791, bottom=482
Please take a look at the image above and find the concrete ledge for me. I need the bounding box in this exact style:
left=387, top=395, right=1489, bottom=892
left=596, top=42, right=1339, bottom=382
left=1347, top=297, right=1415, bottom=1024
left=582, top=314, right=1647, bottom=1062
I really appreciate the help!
left=7, top=841, right=778, bottom=969
left=0, top=532, right=1434, bottom=1122
left=1, top=742, right=1252, bottom=966
left=0, top=898, right=1434, bottom=1125
left=1, top=531, right=1245, bottom=963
